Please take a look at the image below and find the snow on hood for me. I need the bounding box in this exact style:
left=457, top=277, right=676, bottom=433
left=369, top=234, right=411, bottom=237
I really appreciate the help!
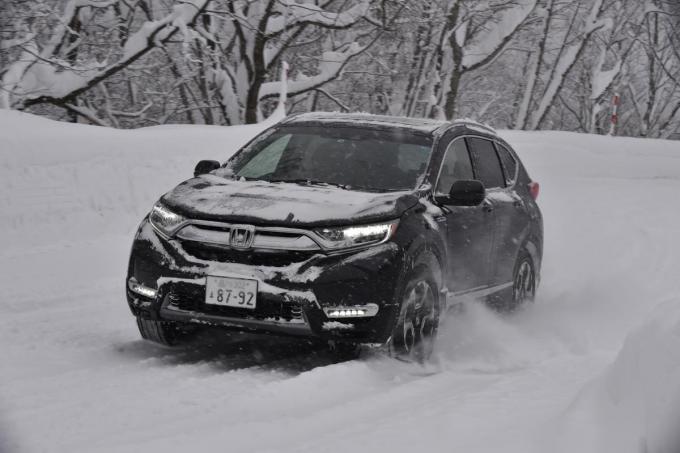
left=161, top=173, right=418, bottom=226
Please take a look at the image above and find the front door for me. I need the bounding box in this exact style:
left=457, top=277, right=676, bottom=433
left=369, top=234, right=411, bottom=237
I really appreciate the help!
left=434, top=137, right=496, bottom=292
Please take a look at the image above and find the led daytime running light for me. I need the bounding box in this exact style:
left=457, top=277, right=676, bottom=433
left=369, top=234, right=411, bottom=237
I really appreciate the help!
left=324, top=304, right=379, bottom=318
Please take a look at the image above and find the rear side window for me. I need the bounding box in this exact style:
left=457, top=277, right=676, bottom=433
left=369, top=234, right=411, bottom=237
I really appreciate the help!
left=436, top=139, right=474, bottom=194
left=495, top=143, right=518, bottom=186
left=466, top=137, right=505, bottom=189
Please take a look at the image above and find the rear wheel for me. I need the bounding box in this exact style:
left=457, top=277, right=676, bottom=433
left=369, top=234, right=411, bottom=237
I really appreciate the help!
left=487, top=249, right=537, bottom=312
left=513, top=253, right=536, bottom=306
left=507, top=249, right=537, bottom=311
left=389, top=267, right=440, bottom=362
left=136, top=317, right=186, bottom=346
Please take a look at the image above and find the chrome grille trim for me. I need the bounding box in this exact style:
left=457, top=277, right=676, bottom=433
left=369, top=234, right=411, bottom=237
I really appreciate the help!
left=175, top=220, right=322, bottom=252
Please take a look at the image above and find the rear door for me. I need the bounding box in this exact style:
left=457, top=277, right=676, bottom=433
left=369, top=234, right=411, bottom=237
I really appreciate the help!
left=465, top=137, right=509, bottom=287
left=491, top=142, right=531, bottom=285
left=434, top=137, right=495, bottom=291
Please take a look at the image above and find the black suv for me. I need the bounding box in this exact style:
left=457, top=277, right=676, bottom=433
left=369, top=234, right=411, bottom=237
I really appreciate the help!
left=126, top=113, right=542, bottom=360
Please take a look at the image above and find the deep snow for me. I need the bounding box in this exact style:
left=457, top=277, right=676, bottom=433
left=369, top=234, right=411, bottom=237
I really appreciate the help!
left=1, top=110, right=679, bottom=453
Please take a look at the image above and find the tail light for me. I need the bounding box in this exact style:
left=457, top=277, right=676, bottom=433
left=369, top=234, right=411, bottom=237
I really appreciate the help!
left=528, top=182, right=540, bottom=200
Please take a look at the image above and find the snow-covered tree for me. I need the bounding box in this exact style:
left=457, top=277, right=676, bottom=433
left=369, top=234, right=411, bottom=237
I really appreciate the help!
left=366, top=0, right=538, bottom=120
left=1, top=0, right=678, bottom=137
left=625, top=0, right=680, bottom=137
left=194, top=0, right=383, bottom=124
left=0, top=0, right=388, bottom=125
left=1, top=1, right=210, bottom=120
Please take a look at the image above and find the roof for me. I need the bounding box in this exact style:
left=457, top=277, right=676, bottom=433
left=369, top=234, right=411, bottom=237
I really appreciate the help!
left=281, top=112, right=497, bottom=136
left=282, top=112, right=448, bottom=134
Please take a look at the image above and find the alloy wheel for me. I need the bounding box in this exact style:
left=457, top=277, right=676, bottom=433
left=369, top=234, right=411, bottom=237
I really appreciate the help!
left=393, top=279, right=438, bottom=362
left=513, top=259, right=535, bottom=306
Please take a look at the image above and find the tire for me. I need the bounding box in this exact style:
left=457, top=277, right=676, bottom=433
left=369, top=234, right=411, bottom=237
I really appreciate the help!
left=504, top=249, right=537, bottom=311
left=389, top=265, right=441, bottom=363
left=136, top=317, right=183, bottom=346
left=487, top=249, right=537, bottom=312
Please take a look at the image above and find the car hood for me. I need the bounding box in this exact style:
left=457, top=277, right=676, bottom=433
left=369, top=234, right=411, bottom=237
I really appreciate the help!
left=161, top=174, right=419, bottom=227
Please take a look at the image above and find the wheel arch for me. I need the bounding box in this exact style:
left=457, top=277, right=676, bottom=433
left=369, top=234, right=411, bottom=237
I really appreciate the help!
left=404, top=236, right=445, bottom=290
left=382, top=235, right=445, bottom=340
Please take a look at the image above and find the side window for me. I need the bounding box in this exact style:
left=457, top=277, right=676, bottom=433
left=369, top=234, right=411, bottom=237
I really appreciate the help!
left=237, top=134, right=291, bottom=178
left=495, top=143, right=518, bottom=186
left=466, top=137, right=505, bottom=189
left=436, top=138, right=474, bottom=194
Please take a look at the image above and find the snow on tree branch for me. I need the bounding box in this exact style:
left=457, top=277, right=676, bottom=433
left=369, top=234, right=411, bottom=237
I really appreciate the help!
left=265, top=0, right=371, bottom=36
left=259, top=43, right=364, bottom=101
left=461, top=0, right=538, bottom=70
left=1, top=0, right=210, bottom=110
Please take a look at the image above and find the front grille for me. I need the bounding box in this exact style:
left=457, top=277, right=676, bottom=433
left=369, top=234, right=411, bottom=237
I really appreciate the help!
left=166, top=282, right=304, bottom=322
left=180, top=240, right=313, bottom=266
left=175, top=222, right=321, bottom=252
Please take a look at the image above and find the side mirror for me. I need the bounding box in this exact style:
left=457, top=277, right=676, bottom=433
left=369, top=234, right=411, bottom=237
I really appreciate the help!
left=437, top=180, right=486, bottom=206
left=194, top=160, right=221, bottom=177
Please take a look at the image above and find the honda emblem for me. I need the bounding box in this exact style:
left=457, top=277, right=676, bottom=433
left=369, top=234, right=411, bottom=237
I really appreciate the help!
left=229, top=225, right=255, bottom=249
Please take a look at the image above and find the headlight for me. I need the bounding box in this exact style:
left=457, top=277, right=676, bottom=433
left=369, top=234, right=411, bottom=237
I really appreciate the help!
left=149, top=201, right=186, bottom=237
left=315, top=221, right=399, bottom=250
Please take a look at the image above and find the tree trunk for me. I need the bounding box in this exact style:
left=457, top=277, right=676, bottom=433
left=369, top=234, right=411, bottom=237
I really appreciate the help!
left=245, top=0, right=275, bottom=124
left=443, top=2, right=462, bottom=120
left=516, top=0, right=554, bottom=130
left=65, top=8, right=81, bottom=122
left=642, top=12, right=659, bottom=137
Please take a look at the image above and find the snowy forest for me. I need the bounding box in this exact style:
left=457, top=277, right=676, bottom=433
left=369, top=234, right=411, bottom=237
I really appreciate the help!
left=1, top=0, right=679, bottom=138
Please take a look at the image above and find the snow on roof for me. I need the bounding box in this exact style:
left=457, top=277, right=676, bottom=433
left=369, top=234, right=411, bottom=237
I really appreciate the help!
left=283, top=112, right=499, bottom=136
left=283, top=112, right=449, bottom=133
left=451, top=117, right=498, bottom=135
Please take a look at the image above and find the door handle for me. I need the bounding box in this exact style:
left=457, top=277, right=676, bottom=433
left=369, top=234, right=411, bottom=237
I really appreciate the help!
left=482, top=200, right=494, bottom=213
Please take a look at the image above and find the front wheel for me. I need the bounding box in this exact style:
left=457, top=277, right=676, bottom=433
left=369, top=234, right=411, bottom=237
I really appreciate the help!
left=389, top=267, right=441, bottom=363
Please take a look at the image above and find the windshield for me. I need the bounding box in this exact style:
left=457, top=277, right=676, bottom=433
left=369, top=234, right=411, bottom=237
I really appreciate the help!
left=228, top=126, right=433, bottom=192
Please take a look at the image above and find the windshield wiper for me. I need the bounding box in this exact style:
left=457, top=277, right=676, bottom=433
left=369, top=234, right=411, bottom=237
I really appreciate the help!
left=264, top=178, right=398, bottom=193
left=267, top=178, right=352, bottom=190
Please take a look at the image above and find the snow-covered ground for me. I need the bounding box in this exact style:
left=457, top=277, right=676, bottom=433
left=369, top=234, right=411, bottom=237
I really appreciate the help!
left=1, top=111, right=679, bottom=453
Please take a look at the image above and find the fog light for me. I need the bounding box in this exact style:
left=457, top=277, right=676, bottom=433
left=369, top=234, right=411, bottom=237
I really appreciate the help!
left=324, top=304, right=379, bottom=318
left=128, top=278, right=157, bottom=299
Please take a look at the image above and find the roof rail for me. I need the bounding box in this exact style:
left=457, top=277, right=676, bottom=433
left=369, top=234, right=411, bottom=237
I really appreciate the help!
left=450, top=118, right=497, bottom=134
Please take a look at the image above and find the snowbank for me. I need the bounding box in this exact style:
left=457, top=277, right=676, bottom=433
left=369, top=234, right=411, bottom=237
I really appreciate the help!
left=2, top=111, right=680, bottom=453
left=0, top=110, right=266, bottom=250
left=554, top=300, right=680, bottom=453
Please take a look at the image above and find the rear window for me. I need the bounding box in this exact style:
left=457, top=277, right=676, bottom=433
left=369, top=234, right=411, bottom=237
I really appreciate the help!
left=495, top=143, right=518, bottom=185
left=230, top=126, right=433, bottom=192
left=466, top=137, right=505, bottom=189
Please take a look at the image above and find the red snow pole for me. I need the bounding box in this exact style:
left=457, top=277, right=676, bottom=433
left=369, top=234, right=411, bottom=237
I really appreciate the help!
left=609, top=93, right=620, bottom=136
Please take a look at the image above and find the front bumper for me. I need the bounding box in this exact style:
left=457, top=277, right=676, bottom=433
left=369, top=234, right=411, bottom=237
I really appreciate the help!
left=126, top=219, right=404, bottom=343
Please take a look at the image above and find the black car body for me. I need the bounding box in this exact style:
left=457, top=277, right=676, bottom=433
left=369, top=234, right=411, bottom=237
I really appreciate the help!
left=126, top=113, right=543, bottom=353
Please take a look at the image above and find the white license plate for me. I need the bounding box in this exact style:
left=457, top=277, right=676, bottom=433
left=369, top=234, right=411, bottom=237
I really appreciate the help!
left=205, top=276, right=258, bottom=309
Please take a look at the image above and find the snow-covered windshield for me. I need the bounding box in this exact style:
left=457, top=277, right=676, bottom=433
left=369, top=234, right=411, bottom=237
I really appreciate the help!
left=229, top=126, right=433, bottom=192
